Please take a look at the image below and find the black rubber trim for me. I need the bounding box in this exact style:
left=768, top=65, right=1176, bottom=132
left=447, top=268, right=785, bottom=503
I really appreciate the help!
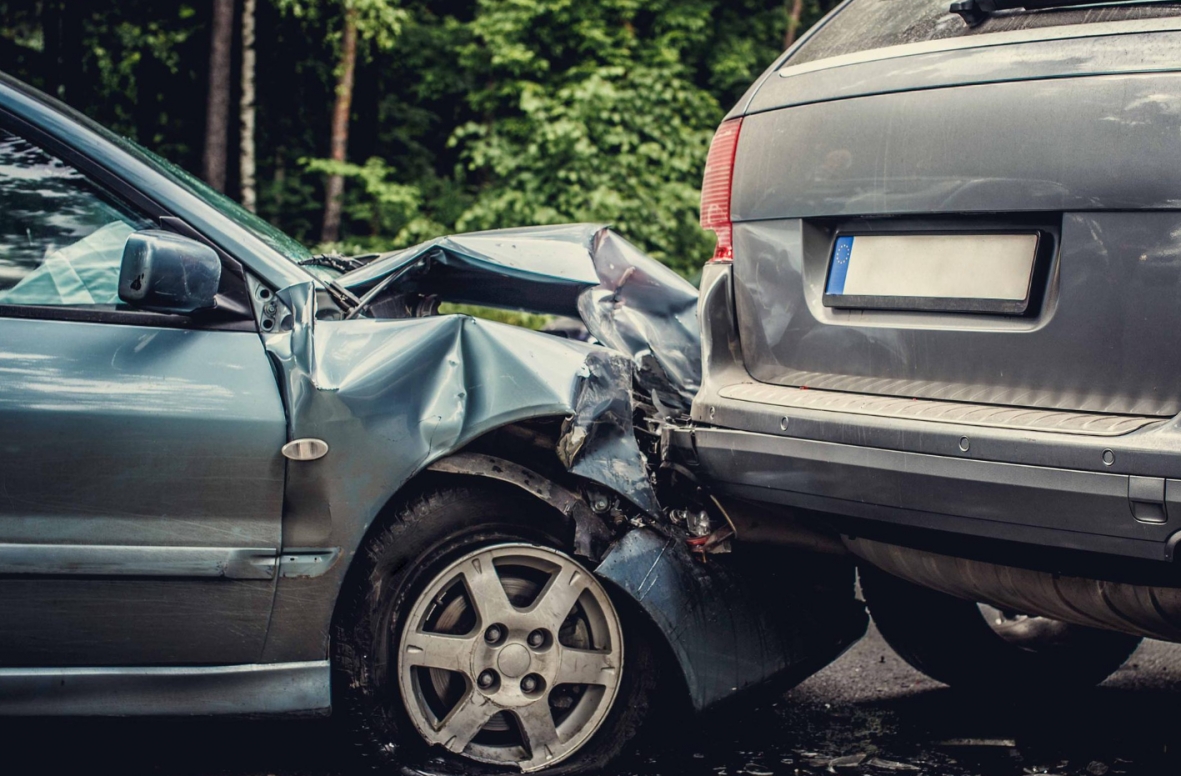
left=0, top=304, right=256, bottom=332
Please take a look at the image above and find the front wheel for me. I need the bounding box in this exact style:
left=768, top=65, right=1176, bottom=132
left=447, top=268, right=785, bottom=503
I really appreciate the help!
left=860, top=564, right=1142, bottom=691
left=332, top=484, right=659, bottom=774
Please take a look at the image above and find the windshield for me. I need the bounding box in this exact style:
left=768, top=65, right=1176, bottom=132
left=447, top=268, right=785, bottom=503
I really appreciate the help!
left=788, top=0, right=1181, bottom=67
left=129, top=141, right=315, bottom=266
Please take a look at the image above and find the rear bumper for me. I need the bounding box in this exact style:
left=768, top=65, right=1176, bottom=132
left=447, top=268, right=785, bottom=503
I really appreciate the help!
left=689, top=262, right=1181, bottom=564
left=673, top=424, right=1180, bottom=562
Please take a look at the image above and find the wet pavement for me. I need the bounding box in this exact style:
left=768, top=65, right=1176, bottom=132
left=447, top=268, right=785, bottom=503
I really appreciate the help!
left=11, top=623, right=1181, bottom=776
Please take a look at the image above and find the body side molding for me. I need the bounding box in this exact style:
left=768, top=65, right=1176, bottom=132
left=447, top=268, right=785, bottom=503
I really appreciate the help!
left=0, top=661, right=330, bottom=715
left=0, top=543, right=278, bottom=579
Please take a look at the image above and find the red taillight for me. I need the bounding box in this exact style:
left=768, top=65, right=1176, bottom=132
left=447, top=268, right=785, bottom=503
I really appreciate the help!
left=700, top=117, right=742, bottom=263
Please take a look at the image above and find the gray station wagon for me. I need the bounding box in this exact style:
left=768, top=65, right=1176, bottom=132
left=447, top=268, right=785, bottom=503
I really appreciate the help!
left=682, top=0, right=1181, bottom=690
left=0, top=71, right=871, bottom=774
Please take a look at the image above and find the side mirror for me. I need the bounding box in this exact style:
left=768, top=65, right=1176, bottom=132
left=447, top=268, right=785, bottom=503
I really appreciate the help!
left=118, top=230, right=221, bottom=315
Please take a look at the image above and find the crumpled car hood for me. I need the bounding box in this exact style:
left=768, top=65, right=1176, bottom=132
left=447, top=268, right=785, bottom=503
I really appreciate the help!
left=266, top=225, right=699, bottom=548
left=337, top=224, right=701, bottom=412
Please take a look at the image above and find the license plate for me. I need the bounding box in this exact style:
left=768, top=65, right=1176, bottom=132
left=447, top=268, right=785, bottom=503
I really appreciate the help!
left=823, top=233, right=1040, bottom=314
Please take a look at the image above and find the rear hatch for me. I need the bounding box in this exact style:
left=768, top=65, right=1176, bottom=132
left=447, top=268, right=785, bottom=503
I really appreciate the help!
left=727, top=1, right=1181, bottom=417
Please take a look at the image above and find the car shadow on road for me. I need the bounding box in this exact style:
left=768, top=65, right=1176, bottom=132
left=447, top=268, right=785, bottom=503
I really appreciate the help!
left=7, top=636, right=1181, bottom=776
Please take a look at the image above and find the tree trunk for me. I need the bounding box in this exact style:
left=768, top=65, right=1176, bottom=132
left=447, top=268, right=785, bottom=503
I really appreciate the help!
left=785, top=0, right=805, bottom=49
left=321, top=7, right=358, bottom=244
left=239, top=0, right=257, bottom=212
left=59, top=2, right=82, bottom=103
left=203, top=0, right=235, bottom=192
left=41, top=0, right=79, bottom=100
left=41, top=0, right=65, bottom=99
left=272, top=147, right=286, bottom=220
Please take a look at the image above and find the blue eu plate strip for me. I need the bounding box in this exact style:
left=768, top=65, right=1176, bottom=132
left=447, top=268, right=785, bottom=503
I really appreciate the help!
left=827, top=236, right=854, bottom=295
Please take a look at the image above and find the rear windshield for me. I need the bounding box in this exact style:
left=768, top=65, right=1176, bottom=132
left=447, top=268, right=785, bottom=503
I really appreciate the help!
left=788, top=0, right=1181, bottom=67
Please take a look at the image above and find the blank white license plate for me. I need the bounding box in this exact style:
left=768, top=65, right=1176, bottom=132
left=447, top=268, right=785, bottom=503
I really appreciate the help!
left=823, top=233, right=1040, bottom=314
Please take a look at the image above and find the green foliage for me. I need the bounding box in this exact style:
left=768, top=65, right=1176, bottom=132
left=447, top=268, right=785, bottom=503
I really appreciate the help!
left=275, top=0, right=408, bottom=51
left=0, top=0, right=842, bottom=276
left=303, top=156, right=421, bottom=235
left=452, top=64, right=718, bottom=275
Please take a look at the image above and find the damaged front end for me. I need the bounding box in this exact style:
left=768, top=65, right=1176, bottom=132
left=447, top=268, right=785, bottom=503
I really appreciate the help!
left=268, top=224, right=865, bottom=712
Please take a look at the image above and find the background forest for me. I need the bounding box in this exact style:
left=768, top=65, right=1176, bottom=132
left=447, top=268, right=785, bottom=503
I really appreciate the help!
left=0, top=0, right=837, bottom=277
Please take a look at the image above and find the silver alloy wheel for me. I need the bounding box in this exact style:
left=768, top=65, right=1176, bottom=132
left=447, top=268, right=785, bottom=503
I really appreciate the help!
left=397, top=543, right=624, bottom=772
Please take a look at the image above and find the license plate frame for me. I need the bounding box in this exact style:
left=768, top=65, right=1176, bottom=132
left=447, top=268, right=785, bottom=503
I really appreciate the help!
left=822, top=231, right=1042, bottom=315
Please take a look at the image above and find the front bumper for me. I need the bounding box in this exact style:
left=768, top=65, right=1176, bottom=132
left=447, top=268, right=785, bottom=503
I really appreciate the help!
left=688, top=262, right=1181, bottom=564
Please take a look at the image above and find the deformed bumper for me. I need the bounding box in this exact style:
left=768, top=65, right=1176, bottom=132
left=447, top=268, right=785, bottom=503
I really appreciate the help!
left=596, top=527, right=867, bottom=711
left=673, top=423, right=1181, bottom=563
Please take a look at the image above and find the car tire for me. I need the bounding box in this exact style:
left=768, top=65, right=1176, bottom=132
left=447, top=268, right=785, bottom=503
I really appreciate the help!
left=332, top=482, right=660, bottom=774
left=859, top=564, right=1142, bottom=691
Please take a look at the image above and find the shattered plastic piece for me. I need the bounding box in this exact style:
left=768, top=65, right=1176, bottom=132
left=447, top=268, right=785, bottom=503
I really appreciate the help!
left=1086, top=763, right=1110, bottom=776
left=937, top=739, right=1017, bottom=748
left=866, top=758, right=922, bottom=772
left=828, top=753, right=869, bottom=771
left=338, top=224, right=701, bottom=413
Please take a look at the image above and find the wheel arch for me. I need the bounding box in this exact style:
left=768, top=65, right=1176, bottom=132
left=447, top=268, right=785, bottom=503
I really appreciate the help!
left=324, top=416, right=692, bottom=699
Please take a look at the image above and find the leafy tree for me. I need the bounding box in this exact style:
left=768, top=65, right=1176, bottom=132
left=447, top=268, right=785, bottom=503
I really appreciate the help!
left=276, top=0, right=407, bottom=242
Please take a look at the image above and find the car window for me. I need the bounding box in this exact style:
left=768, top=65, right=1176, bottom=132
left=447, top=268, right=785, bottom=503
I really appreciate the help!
left=0, top=128, right=152, bottom=307
left=788, top=0, right=1181, bottom=67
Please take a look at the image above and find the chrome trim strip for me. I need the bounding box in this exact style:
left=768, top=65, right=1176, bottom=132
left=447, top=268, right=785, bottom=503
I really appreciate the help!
left=0, top=544, right=277, bottom=579
left=777, top=17, right=1181, bottom=80
left=0, top=661, right=330, bottom=716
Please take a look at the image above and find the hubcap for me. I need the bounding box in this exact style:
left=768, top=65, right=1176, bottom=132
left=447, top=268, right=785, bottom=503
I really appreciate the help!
left=397, top=544, right=624, bottom=772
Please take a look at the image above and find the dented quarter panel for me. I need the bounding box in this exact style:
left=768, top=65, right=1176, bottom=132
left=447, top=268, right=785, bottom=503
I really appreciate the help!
left=259, top=282, right=659, bottom=662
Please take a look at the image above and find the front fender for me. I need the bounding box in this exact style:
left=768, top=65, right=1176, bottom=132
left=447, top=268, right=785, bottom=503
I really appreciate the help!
left=258, top=285, right=658, bottom=662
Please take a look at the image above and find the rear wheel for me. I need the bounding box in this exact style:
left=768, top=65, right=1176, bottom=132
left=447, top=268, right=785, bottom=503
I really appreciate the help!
left=860, top=564, right=1142, bottom=690
left=332, top=484, right=658, bottom=774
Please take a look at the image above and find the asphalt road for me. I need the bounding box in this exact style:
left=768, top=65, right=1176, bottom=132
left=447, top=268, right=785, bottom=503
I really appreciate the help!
left=10, top=623, right=1181, bottom=776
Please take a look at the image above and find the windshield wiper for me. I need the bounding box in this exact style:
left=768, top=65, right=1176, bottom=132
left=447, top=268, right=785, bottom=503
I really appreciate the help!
left=300, top=252, right=370, bottom=274
left=951, top=0, right=1162, bottom=26
left=298, top=253, right=367, bottom=315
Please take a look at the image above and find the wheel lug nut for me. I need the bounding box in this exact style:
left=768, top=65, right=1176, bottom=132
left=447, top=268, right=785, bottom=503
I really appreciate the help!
left=484, top=625, right=503, bottom=644
left=527, top=630, right=545, bottom=648
left=478, top=670, right=497, bottom=689
left=521, top=675, right=538, bottom=693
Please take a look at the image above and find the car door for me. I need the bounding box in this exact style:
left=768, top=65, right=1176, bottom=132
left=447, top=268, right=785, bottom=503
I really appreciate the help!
left=0, top=126, right=288, bottom=666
